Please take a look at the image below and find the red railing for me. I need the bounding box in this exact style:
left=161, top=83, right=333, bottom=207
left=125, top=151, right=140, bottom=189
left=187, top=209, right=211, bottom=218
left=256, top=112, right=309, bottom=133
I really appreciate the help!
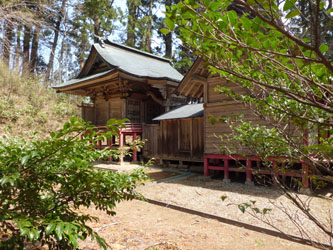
left=119, top=123, right=143, bottom=133
left=204, top=154, right=311, bottom=188
left=96, top=123, right=143, bottom=133
left=93, top=123, right=143, bottom=163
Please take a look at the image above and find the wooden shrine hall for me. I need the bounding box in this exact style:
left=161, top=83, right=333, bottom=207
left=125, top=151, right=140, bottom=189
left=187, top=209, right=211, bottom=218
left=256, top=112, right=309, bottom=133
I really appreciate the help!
left=53, top=38, right=185, bottom=163
left=171, top=57, right=328, bottom=190
left=54, top=40, right=327, bottom=190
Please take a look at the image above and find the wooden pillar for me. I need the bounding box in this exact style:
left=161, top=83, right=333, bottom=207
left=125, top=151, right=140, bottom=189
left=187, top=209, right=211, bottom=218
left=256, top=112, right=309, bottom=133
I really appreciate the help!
left=223, top=159, right=230, bottom=183
left=97, top=139, right=102, bottom=150
left=119, top=132, right=124, bottom=164
left=107, top=137, right=112, bottom=162
left=190, top=119, right=193, bottom=157
left=272, top=161, right=278, bottom=185
left=246, top=159, right=253, bottom=185
left=204, top=155, right=209, bottom=176
left=215, top=159, right=219, bottom=165
left=302, top=163, right=310, bottom=189
left=133, top=133, right=137, bottom=162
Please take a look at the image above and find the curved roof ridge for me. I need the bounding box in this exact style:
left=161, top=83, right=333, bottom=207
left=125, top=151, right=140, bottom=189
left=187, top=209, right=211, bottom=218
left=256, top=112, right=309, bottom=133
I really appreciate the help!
left=94, top=42, right=183, bottom=83
left=105, top=39, right=172, bottom=63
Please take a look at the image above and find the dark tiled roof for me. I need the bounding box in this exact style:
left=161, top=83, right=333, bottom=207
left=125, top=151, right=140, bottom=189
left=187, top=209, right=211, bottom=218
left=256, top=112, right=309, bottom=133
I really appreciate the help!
left=54, top=40, right=183, bottom=89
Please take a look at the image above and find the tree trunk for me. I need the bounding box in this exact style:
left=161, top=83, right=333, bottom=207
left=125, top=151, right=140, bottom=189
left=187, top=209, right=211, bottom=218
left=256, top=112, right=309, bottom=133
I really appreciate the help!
left=4, top=20, right=14, bottom=67
left=45, top=0, right=67, bottom=84
left=78, top=38, right=86, bottom=70
left=126, top=1, right=136, bottom=47
left=15, top=25, right=22, bottom=71
left=30, top=26, right=40, bottom=73
left=58, top=22, right=69, bottom=83
left=23, top=25, right=31, bottom=71
left=93, top=18, right=101, bottom=43
left=164, top=0, right=172, bottom=58
left=145, top=0, right=153, bottom=52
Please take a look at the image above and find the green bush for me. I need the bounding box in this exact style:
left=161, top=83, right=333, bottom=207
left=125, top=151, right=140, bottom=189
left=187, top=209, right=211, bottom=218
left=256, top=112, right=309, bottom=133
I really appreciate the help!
left=53, top=102, right=76, bottom=117
left=0, top=97, right=20, bottom=123
left=0, top=117, right=147, bottom=249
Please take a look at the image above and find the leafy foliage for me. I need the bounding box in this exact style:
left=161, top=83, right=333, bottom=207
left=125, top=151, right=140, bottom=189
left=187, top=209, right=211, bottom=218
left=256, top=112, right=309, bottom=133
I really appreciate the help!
left=167, top=0, right=333, bottom=177
left=167, top=0, right=333, bottom=245
left=0, top=117, right=147, bottom=249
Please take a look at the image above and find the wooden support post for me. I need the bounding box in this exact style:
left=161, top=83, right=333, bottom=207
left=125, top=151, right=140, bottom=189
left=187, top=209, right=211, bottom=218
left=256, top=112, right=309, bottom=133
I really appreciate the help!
left=97, top=139, right=102, bottom=150
left=246, top=159, right=254, bottom=185
left=190, top=118, right=193, bottom=158
left=272, top=161, right=278, bottom=185
left=215, top=159, right=219, bottom=166
left=107, top=138, right=112, bottom=162
left=133, top=133, right=137, bottom=162
left=223, top=159, right=230, bottom=183
left=302, top=163, right=310, bottom=189
left=204, top=156, right=209, bottom=176
left=119, top=132, right=124, bottom=164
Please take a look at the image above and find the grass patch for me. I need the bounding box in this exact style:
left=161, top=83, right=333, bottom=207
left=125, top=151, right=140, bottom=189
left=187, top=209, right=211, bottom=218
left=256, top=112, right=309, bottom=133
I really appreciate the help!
left=0, top=62, right=82, bottom=138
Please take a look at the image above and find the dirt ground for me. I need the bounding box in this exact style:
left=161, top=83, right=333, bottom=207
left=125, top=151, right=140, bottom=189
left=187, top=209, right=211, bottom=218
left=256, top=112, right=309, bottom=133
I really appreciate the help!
left=79, top=200, right=313, bottom=250
left=79, top=163, right=332, bottom=250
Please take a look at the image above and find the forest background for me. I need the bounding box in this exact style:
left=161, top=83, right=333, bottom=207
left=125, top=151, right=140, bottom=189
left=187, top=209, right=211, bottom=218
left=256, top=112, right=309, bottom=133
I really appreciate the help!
left=0, top=0, right=192, bottom=86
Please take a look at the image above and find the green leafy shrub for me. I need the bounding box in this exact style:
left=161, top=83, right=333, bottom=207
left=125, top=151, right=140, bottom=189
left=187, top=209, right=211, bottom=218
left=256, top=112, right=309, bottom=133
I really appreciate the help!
left=53, top=102, right=77, bottom=117
left=0, top=61, right=82, bottom=138
left=0, top=117, right=147, bottom=249
left=0, top=97, right=20, bottom=123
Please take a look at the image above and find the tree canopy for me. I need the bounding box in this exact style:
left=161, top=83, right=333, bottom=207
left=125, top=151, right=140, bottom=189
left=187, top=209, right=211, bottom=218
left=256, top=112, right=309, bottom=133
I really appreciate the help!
left=0, top=0, right=192, bottom=83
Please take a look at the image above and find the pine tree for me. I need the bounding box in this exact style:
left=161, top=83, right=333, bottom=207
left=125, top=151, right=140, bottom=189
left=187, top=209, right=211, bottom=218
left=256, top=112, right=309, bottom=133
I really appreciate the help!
left=71, top=0, right=120, bottom=70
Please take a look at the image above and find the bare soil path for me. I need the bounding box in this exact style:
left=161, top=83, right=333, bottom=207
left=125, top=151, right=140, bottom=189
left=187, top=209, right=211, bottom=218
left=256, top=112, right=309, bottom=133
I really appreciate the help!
left=79, top=163, right=332, bottom=249
left=80, top=199, right=313, bottom=250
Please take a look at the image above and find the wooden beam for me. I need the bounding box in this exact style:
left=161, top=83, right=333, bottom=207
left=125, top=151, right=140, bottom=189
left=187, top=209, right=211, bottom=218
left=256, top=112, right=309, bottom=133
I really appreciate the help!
left=59, top=72, right=119, bottom=93
left=193, top=84, right=204, bottom=98
left=183, top=75, right=206, bottom=97
left=176, top=58, right=203, bottom=95
left=191, top=74, right=207, bottom=83
left=184, top=82, right=199, bottom=97
left=146, top=91, right=163, bottom=105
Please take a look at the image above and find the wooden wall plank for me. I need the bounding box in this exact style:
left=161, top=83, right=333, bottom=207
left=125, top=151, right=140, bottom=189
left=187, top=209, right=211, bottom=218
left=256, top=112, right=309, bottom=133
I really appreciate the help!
left=146, top=118, right=204, bottom=161
left=204, top=103, right=273, bottom=155
left=207, top=77, right=248, bottom=103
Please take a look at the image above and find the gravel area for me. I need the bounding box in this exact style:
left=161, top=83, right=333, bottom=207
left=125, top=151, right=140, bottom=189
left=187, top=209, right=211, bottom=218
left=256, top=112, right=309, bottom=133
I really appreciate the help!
left=138, top=171, right=332, bottom=245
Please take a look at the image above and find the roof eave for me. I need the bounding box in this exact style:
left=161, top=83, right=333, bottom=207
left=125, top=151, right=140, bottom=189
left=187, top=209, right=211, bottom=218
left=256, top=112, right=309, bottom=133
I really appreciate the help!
left=52, top=69, right=118, bottom=92
left=174, top=57, right=204, bottom=97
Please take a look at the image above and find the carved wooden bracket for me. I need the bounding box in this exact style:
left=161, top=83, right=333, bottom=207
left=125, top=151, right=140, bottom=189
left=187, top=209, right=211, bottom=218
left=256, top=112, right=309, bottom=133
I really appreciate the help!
left=101, top=86, right=112, bottom=101
left=119, top=79, right=131, bottom=98
left=146, top=91, right=163, bottom=106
